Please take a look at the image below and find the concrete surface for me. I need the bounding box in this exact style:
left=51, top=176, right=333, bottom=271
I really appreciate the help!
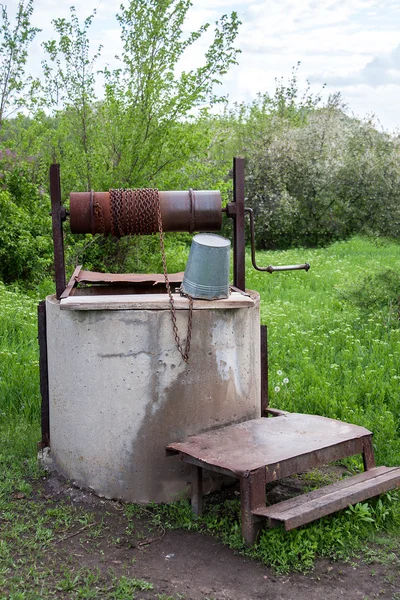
left=46, top=292, right=260, bottom=503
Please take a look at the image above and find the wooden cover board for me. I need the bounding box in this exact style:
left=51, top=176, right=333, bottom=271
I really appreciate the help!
left=60, top=291, right=255, bottom=311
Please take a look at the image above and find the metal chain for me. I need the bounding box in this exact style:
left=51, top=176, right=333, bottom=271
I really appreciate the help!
left=109, top=189, right=118, bottom=236
left=108, top=187, right=193, bottom=363
left=93, top=201, right=105, bottom=233
left=154, top=191, right=193, bottom=363
left=115, top=188, right=125, bottom=237
left=126, top=189, right=134, bottom=234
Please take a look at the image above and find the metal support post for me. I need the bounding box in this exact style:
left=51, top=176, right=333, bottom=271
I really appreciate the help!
left=50, top=164, right=66, bottom=299
left=233, top=157, right=246, bottom=291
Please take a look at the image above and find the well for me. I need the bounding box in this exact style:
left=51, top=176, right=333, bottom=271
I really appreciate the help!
left=46, top=291, right=260, bottom=503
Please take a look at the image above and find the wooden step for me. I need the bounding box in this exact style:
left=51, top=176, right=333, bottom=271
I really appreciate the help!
left=252, top=466, right=400, bottom=530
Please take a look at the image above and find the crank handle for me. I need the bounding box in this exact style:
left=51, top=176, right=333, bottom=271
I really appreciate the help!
left=262, top=263, right=310, bottom=273
left=244, top=207, right=310, bottom=274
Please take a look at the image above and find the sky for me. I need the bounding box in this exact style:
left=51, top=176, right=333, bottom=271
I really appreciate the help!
left=20, top=0, right=400, bottom=133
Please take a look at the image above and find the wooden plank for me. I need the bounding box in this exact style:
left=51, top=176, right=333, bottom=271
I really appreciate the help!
left=253, top=466, right=393, bottom=517
left=253, top=467, right=400, bottom=530
left=60, top=292, right=255, bottom=311
left=50, top=164, right=66, bottom=299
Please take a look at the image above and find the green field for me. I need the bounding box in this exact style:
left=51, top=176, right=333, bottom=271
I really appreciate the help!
left=247, top=236, right=400, bottom=468
left=0, top=235, right=399, bottom=585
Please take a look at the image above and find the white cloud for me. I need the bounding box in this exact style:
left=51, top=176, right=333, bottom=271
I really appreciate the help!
left=309, top=43, right=400, bottom=87
left=16, top=0, right=400, bottom=131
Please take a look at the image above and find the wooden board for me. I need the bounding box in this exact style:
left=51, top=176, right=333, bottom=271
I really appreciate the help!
left=252, top=466, right=400, bottom=530
left=60, top=291, right=255, bottom=311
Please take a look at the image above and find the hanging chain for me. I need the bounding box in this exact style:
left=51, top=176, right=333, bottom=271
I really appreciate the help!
left=108, top=187, right=193, bottom=363
left=155, top=193, right=193, bottom=364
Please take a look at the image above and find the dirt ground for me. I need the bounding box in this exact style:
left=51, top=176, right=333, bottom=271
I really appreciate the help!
left=37, top=473, right=400, bottom=600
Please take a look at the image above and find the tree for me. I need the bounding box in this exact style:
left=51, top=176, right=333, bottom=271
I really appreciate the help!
left=0, top=0, right=39, bottom=129
left=36, top=1, right=240, bottom=273
left=40, top=0, right=240, bottom=192
left=100, top=0, right=240, bottom=189
left=41, top=7, right=102, bottom=191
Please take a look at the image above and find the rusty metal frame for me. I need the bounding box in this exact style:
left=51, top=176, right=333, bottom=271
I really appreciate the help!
left=50, top=164, right=66, bottom=299
left=171, top=430, right=377, bottom=546
left=60, top=268, right=186, bottom=299
left=167, top=413, right=378, bottom=546
left=260, top=325, right=268, bottom=415
left=60, top=265, right=83, bottom=299
left=38, top=301, right=50, bottom=448
left=232, top=157, right=246, bottom=291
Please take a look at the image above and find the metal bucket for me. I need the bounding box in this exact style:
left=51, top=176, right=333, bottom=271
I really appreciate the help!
left=182, top=233, right=231, bottom=300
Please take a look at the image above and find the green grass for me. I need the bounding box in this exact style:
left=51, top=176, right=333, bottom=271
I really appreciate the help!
left=0, top=235, right=400, bottom=584
left=246, top=236, right=400, bottom=467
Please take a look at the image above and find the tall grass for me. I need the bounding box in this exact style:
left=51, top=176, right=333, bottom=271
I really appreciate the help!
left=0, top=282, right=41, bottom=461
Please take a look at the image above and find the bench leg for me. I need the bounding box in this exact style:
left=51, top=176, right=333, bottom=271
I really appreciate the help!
left=363, top=436, right=376, bottom=471
left=240, top=470, right=266, bottom=547
left=191, top=465, right=203, bottom=516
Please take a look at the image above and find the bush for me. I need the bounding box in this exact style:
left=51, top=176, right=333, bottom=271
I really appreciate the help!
left=243, top=100, right=400, bottom=249
left=0, top=166, right=53, bottom=283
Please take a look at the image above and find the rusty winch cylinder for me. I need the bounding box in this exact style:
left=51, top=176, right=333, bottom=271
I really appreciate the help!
left=70, top=190, right=222, bottom=235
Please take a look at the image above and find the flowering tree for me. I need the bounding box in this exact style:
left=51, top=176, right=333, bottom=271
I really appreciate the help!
left=244, top=98, right=400, bottom=248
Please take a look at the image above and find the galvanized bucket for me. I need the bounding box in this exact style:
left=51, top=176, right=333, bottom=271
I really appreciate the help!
left=181, top=233, right=231, bottom=300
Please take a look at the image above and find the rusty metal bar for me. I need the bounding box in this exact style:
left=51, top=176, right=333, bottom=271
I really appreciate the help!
left=363, top=436, right=376, bottom=471
left=233, top=157, right=246, bottom=291
left=38, top=301, right=50, bottom=448
left=50, top=164, right=66, bottom=299
left=264, top=437, right=367, bottom=483
left=245, top=207, right=310, bottom=274
left=260, top=325, right=268, bottom=416
left=240, top=469, right=266, bottom=546
left=191, top=465, right=203, bottom=516
left=60, top=265, right=82, bottom=300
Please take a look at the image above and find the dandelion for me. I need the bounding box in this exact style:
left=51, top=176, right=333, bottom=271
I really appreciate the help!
left=277, top=370, right=283, bottom=376
left=283, top=378, right=289, bottom=384
left=274, top=386, right=280, bottom=393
